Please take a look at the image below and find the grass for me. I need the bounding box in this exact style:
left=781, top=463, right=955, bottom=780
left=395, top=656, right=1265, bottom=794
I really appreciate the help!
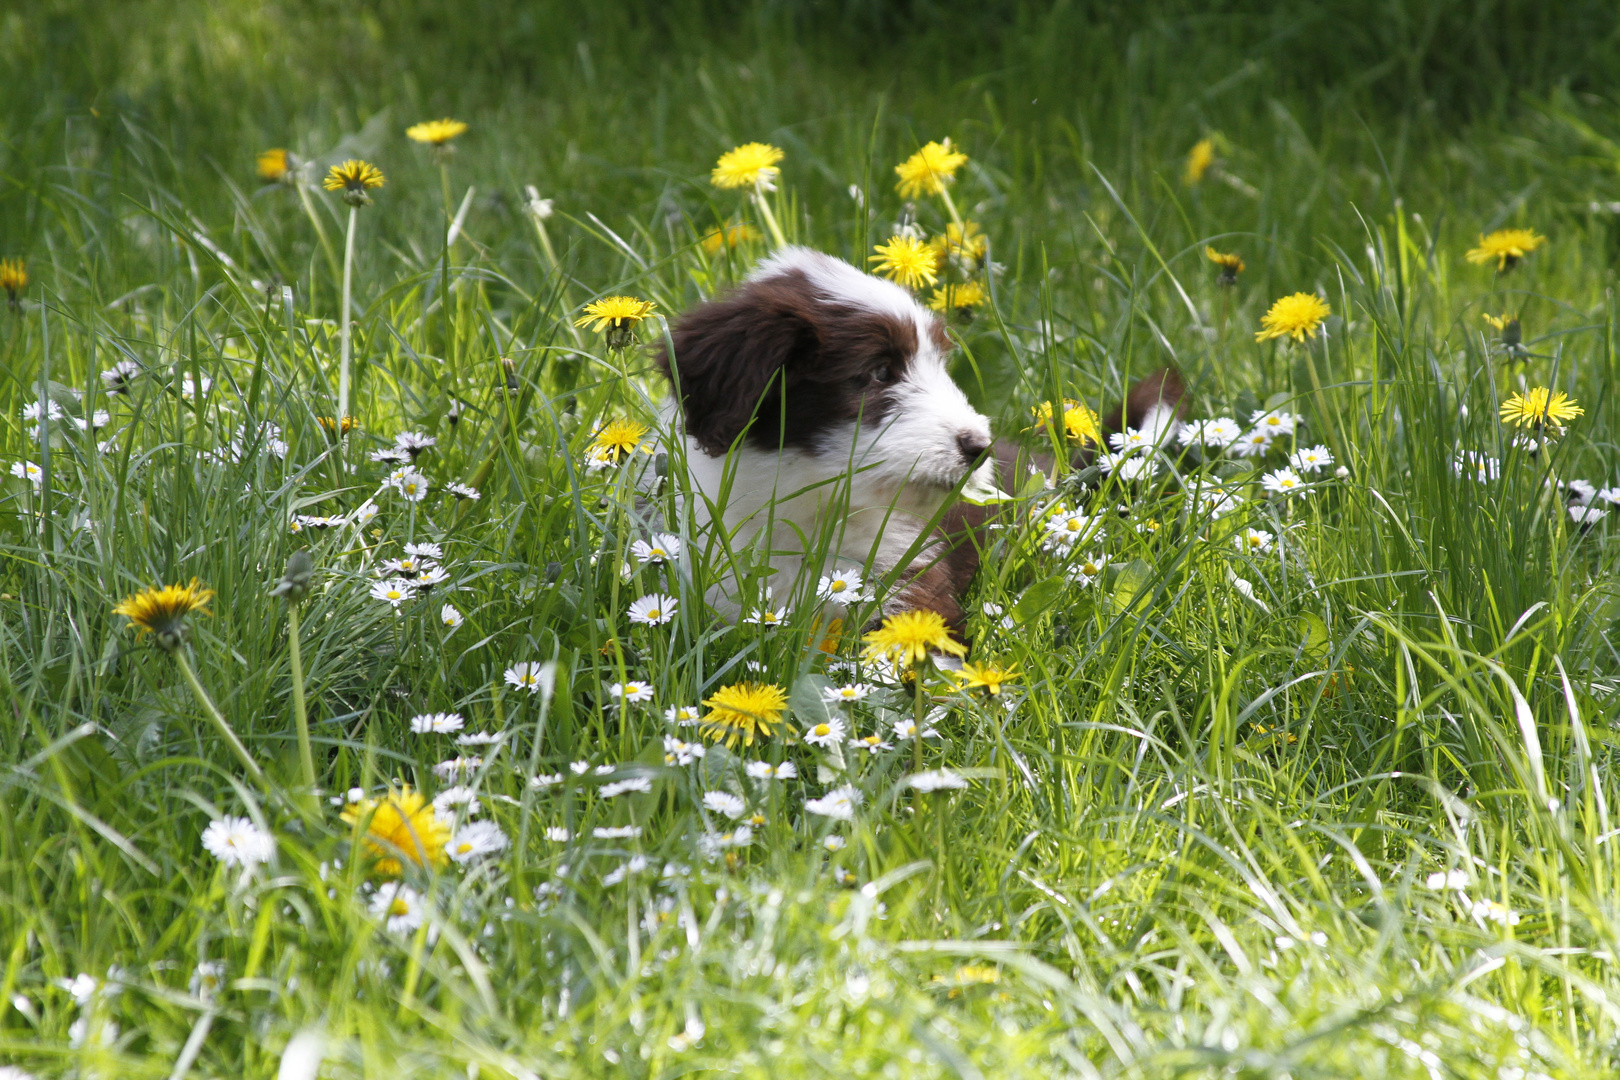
left=4, top=2, right=1620, bottom=1077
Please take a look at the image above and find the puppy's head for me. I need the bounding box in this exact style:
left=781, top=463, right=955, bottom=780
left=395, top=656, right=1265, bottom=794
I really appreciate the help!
left=660, top=246, right=991, bottom=488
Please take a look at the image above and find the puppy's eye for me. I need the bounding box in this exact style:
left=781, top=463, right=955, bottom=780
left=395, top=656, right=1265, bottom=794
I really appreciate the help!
left=869, top=364, right=895, bottom=386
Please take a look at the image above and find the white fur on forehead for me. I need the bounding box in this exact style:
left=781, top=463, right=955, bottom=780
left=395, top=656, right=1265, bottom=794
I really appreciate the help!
left=749, top=246, right=932, bottom=331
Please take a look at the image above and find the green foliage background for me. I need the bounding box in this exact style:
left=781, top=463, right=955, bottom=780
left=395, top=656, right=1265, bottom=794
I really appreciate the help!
left=4, top=2, right=1620, bottom=1077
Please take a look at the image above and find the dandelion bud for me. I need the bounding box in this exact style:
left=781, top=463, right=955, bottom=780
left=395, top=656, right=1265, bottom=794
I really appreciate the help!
left=1334, top=465, right=1349, bottom=479
left=655, top=452, right=669, bottom=478
left=545, top=562, right=563, bottom=583
left=501, top=357, right=519, bottom=394
left=524, top=185, right=554, bottom=221
left=271, top=550, right=314, bottom=603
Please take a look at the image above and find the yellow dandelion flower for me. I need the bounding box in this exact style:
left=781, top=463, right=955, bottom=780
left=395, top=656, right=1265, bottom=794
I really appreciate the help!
left=1030, top=398, right=1102, bottom=446
left=1249, top=723, right=1297, bottom=744
left=954, top=661, right=1018, bottom=696
left=869, top=235, right=939, bottom=290
left=862, top=609, right=966, bottom=668
left=342, top=786, right=450, bottom=876
left=1466, top=228, right=1545, bottom=271
left=926, top=280, right=988, bottom=313
left=1184, top=138, right=1215, bottom=185
left=809, top=616, right=844, bottom=655
left=589, top=417, right=651, bottom=463
left=257, top=148, right=290, bottom=182
left=1500, top=387, right=1583, bottom=429
left=0, top=258, right=26, bottom=301
left=406, top=118, right=468, bottom=146
left=1255, top=292, right=1331, bottom=343
left=932, top=964, right=1001, bottom=987
left=894, top=139, right=969, bottom=199
left=711, top=142, right=785, bottom=190
left=575, top=295, right=657, bottom=350
left=699, top=682, right=788, bottom=747
left=929, top=221, right=988, bottom=265
left=323, top=159, right=386, bottom=207
left=1205, top=246, right=1244, bottom=285
left=701, top=220, right=763, bottom=255
left=316, top=415, right=358, bottom=436
left=113, top=578, right=213, bottom=651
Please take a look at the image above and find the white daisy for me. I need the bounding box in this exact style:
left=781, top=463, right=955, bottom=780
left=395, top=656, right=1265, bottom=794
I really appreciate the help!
left=201, top=816, right=276, bottom=868
left=627, top=593, right=678, bottom=625
left=1107, top=427, right=1154, bottom=452
left=1454, top=451, right=1500, bottom=483
left=570, top=760, right=592, bottom=774
left=1070, top=552, right=1109, bottom=586
left=698, top=826, right=753, bottom=858
left=530, top=773, right=564, bottom=789
left=432, top=756, right=482, bottom=779
left=74, top=409, right=111, bottom=433
left=600, top=777, right=653, bottom=798
left=10, top=461, right=43, bottom=490
left=180, top=376, right=212, bottom=400
left=447, top=820, right=509, bottom=863
left=817, top=567, right=867, bottom=602
left=663, top=736, right=706, bottom=766
left=804, top=785, right=861, bottom=820
left=1250, top=409, right=1300, bottom=435
left=602, top=854, right=652, bottom=886
left=743, top=606, right=789, bottom=627
left=412, top=568, right=448, bottom=591
left=665, top=704, right=700, bottom=725
left=1565, top=479, right=1597, bottom=505
left=369, top=579, right=415, bottom=608
left=389, top=470, right=430, bottom=502
left=821, top=683, right=872, bottom=704
left=370, top=448, right=411, bottom=466
left=1186, top=482, right=1244, bottom=518
left=102, top=359, right=142, bottom=393
left=394, top=431, right=437, bottom=458
left=382, top=556, right=428, bottom=576
left=631, top=533, right=682, bottom=563
left=1424, top=870, right=1469, bottom=890
left=432, top=786, right=481, bottom=815
left=1044, top=511, right=1102, bottom=550
left=409, top=711, right=465, bottom=734
left=440, top=603, right=464, bottom=629
left=822, top=835, right=847, bottom=852
left=607, top=680, right=655, bottom=703
left=404, top=541, right=443, bottom=559
left=351, top=500, right=380, bottom=526
left=848, top=733, right=892, bottom=754
left=543, top=826, right=571, bottom=841
left=1261, top=468, right=1306, bottom=497
left=1235, top=528, right=1274, bottom=554
left=909, top=769, right=969, bottom=792
left=981, top=601, right=1015, bottom=630
left=505, top=661, right=552, bottom=695
left=1289, top=444, right=1335, bottom=473
left=1470, top=899, right=1521, bottom=926
left=1599, top=486, right=1620, bottom=506
left=702, top=791, right=747, bottom=819
left=1570, top=504, right=1608, bottom=528
left=445, top=481, right=481, bottom=500
left=802, top=717, right=848, bottom=747
left=1230, top=429, right=1274, bottom=458
left=294, top=515, right=344, bottom=530
left=456, top=731, right=503, bottom=746
left=189, top=960, right=226, bottom=1001
left=370, top=882, right=427, bottom=934
left=1099, top=452, right=1160, bottom=481
left=745, top=761, right=797, bottom=780
left=592, top=825, right=642, bottom=839
left=891, top=718, right=939, bottom=741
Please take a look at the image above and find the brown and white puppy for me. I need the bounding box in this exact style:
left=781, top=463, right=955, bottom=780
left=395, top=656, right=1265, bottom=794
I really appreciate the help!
left=658, top=245, right=1182, bottom=634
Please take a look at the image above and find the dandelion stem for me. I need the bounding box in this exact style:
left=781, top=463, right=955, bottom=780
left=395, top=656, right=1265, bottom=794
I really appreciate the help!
left=286, top=603, right=316, bottom=798
left=174, top=648, right=267, bottom=788
left=913, top=666, right=927, bottom=777
left=338, top=204, right=359, bottom=420
left=752, top=187, right=788, bottom=249
left=938, top=185, right=965, bottom=231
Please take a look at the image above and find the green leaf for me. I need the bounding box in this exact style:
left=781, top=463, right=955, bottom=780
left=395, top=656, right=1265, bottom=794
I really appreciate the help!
left=1297, top=612, right=1331, bottom=660
left=1012, top=575, right=1067, bottom=624
left=1112, top=559, right=1154, bottom=614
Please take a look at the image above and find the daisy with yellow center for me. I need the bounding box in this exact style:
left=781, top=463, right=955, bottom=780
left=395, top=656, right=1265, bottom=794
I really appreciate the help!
left=955, top=661, right=1018, bottom=696
left=323, top=159, right=385, bottom=207
left=1500, top=387, right=1583, bottom=430
left=0, top=258, right=26, bottom=306
left=406, top=118, right=468, bottom=147
left=1184, top=138, right=1215, bottom=185
left=1466, top=228, right=1545, bottom=271
left=927, top=280, right=988, bottom=315
left=1030, top=398, right=1102, bottom=446
left=589, top=417, right=651, bottom=465
left=1205, top=246, right=1244, bottom=285
left=113, top=578, right=214, bottom=651
left=574, top=296, right=657, bottom=350
left=257, top=149, right=290, bottom=183
left=699, top=682, right=789, bottom=748
left=862, top=609, right=966, bottom=668
left=701, top=220, right=763, bottom=255
left=1255, top=293, right=1331, bottom=343
left=342, top=786, right=451, bottom=876
left=895, top=139, right=969, bottom=200
left=869, top=235, right=939, bottom=291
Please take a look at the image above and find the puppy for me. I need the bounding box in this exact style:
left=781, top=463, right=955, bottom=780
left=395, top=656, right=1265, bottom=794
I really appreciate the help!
left=658, top=246, right=1183, bottom=634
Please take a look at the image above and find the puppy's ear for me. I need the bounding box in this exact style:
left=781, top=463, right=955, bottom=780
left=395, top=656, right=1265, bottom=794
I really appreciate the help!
left=659, top=276, right=821, bottom=455
left=1103, top=366, right=1188, bottom=437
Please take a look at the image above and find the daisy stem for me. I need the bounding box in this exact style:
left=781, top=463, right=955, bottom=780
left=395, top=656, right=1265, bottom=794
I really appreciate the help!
left=338, top=204, right=358, bottom=421
left=286, top=603, right=317, bottom=800
left=174, top=648, right=267, bottom=789
left=752, top=187, right=788, bottom=249
left=937, top=185, right=965, bottom=232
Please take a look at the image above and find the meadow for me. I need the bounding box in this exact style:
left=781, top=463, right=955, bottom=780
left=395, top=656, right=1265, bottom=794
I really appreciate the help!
left=5, top=2, right=1620, bottom=1076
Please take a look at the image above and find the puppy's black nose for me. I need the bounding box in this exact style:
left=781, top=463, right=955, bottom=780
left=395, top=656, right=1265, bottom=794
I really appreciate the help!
left=956, top=431, right=992, bottom=464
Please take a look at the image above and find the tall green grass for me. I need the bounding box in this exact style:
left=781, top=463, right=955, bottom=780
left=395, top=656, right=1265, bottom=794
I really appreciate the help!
left=3, top=3, right=1620, bottom=1077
